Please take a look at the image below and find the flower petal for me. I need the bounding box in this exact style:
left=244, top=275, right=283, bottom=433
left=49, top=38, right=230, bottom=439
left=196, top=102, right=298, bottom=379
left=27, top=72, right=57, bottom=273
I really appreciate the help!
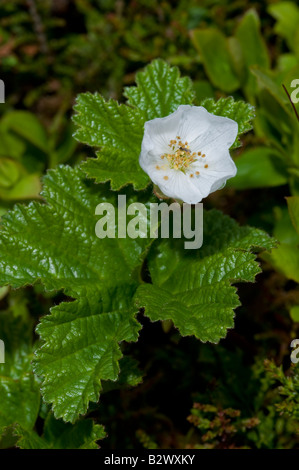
left=153, top=169, right=204, bottom=204
left=141, top=106, right=185, bottom=158
left=176, top=105, right=211, bottom=143
left=191, top=113, right=238, bottom=154
left=190, top=150, right=237, bottom=197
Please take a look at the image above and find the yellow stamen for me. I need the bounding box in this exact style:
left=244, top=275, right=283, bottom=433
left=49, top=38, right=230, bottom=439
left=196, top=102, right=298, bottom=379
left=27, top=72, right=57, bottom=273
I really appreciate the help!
left=161, top=138, right=204, bottom=173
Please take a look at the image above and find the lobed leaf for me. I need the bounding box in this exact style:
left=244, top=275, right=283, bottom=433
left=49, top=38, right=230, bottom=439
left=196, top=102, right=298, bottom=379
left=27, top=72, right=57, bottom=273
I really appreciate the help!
left=0, top=165, right=152, bottom=422
left=34, top=287, right=140, bottom=423
left=135, top=210, right=275, bottom=343
left=73, top=93, right=149, bottom=190
left=15, top=414, right=106, bottom=449
left=0, top=313, right=40, bottom=433
left=124, top=58, right=195, bottom=120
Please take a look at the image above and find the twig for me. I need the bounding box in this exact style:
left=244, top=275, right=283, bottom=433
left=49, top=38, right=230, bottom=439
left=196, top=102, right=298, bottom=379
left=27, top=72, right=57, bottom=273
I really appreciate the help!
left=26, top=0, right=49, bottom=55
left=282, top=83, right=299, bottom=124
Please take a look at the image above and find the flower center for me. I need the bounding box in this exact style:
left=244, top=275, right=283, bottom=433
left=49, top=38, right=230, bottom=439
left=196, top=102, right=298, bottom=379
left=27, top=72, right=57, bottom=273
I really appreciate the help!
left=156, top=137, right=208, bottom=179
left=161, top=138, right=202, bottom=173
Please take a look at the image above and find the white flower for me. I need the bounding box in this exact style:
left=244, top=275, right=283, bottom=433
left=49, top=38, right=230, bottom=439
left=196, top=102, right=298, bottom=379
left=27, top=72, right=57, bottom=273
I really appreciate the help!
left=139, top=105, right=238, bottom=204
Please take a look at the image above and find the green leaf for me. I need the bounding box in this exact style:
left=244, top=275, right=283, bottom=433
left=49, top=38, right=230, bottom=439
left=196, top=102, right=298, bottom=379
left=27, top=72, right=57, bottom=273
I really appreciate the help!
left=0, top=286, right=9, bottom=301
left=82, top=147, right=149, bottom=191
left=124, top=59, right=195, bottom=120
left=15, top=414, right=106, bottom=449
left=1, top=111, right=48, bottom=154
left=34, top=287, right=140, bottom=423
left=262, top=205, right=299, bottom=283
left=43, top=414, right=105, bottom=449
left=193, top=80, right=214, bottom=103
left=0, top=126, right=25, bottom=160
left=264, top=244, right=299, bottom=284
left=102, top=356, right=143, bottom=393
left=73, top=93, right=144, bottom=153
left=135, top=210, right=275, bottom=343
left=0, top=158, right=21, bottom=188
left=54, top=123, right=78, bottom=165
left=0, top=173, right=42, bottom=201
left=287, top=197, right=299, bottom=236
left=0, top=313, right=40, bottom=433
left=268, top=2, right=299, bottom=55
left=255, top=89, right=294, bottom=154
left=250, top=67, right=293, bottom=117
left=0, top=166, right=149, bottom=292
left=290, top=305, right=299, bottom=323
left=272, top=207, right=299, bottom=245
left=0, top=375, right=38, bottom=433
left=73, top=93, right=148, bottom=190
left=0, top=158, right=41, bottom=201
left=192, top=28, right=240, bottom=93
left=13, top=427, right=49, bottom=450
left=234, top=9, right=270, bottom=98
left=200, top=97, right=255, bottom=149
left=228, top=147, right=288, bottom=189
left=0, top=165, right=151, bottom=422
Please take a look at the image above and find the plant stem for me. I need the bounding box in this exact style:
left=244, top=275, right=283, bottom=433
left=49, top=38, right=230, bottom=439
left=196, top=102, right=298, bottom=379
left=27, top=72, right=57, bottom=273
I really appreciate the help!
left=282, top=84, right=299, bottom=124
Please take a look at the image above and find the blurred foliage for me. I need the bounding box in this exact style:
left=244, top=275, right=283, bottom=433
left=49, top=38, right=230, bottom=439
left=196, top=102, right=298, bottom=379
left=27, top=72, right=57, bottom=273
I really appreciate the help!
left=0, top=0, right=298, bottom=449
left=183, top=354, right=299, bottom=449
